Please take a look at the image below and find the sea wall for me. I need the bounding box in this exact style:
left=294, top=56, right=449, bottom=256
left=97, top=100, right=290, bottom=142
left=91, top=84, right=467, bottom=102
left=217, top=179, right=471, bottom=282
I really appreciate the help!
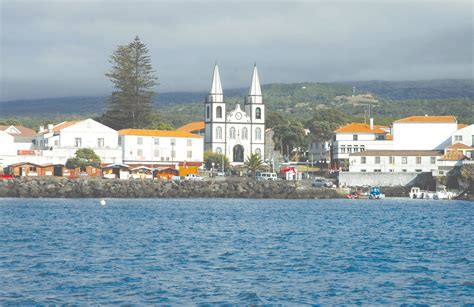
left=0, top=177, right=347, bottom=199
left=339, top=172, right=434, bottom=188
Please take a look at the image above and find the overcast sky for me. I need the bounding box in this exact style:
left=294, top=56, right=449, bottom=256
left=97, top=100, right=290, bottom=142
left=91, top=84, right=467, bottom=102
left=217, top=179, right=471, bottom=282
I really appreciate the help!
left=0, top=0, right=472, bottom=101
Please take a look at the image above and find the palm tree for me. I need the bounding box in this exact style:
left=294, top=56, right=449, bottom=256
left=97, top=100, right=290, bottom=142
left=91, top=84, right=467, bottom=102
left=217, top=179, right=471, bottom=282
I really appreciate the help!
left=245, top=153, right=264, bottom=177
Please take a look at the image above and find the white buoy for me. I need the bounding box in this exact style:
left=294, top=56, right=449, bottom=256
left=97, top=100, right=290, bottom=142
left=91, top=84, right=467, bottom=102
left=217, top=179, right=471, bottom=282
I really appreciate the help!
left=100, top=199, right=106, bottom=206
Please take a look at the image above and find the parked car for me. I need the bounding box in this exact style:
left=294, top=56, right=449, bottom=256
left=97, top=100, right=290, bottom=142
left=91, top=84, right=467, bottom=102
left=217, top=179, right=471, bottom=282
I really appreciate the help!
left=312, top=177, right=333, bottom=188
left=184, top=174, right=203, bottom=181
left=256, top=172, right=278, bottom=181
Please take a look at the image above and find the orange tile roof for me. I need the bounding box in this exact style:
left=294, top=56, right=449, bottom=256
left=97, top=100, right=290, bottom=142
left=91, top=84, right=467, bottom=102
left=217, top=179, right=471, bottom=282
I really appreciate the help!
left=457, top=124, right=468, bottom=130
left=118, top=129, right=203, bottom=138
left=52, top=120, right=81, bottom=132
left=335, top=123, right=387, bottom=134
left=0, top=125, right=37, bottom=137
left=177, top=121, right=205, bottom=133
left=441, top=150, right=466, bottom=161
left=447, top=142, right=473, bottom=150
left=394, top=115, right=456, bottom=123
left=386, top=134, right=394, bottom=140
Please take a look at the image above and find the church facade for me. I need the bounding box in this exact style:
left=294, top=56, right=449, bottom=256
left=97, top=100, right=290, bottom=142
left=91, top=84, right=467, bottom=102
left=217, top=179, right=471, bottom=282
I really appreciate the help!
left=204, top=64, right=265, bottom=165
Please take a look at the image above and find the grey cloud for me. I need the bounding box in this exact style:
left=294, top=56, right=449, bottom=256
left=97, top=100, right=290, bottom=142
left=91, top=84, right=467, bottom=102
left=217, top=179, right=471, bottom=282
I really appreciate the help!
left=1, top=0, right=472, bottom=100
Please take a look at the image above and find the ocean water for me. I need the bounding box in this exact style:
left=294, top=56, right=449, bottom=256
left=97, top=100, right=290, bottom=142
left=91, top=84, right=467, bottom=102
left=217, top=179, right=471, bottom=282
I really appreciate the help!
left=0, top=198, right=472, bottom=304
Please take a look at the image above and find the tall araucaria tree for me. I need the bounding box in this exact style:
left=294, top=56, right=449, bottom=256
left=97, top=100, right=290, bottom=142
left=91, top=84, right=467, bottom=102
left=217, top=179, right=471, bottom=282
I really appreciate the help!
left=102, top=36, right=158, bottom=129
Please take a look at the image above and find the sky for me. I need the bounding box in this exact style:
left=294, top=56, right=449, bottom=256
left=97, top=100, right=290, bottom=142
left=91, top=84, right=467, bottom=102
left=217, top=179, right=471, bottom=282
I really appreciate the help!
left=0, top=0, right=472, bottom=101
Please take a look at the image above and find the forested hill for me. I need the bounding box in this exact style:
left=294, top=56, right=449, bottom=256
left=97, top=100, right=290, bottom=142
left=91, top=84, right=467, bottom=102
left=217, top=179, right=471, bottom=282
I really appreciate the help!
left=1, top=79, right=473, bottom=126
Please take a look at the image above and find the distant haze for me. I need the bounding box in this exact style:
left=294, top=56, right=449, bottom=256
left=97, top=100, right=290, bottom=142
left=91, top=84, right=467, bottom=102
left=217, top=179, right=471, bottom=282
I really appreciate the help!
left=1, top=0, right=472, bottom=101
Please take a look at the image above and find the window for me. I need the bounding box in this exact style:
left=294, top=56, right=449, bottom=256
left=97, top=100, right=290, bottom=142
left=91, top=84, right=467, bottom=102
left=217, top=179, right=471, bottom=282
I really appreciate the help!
left=454, top=135, right=463, bottom=142
left=402, top=169, right=407, bottom=172
left=137, top=137, right=143, bottom=145
left=255, top=148, right=261, bottom=157
left=118, top=136, right=122, bottom=146
left=340, top=145, right=346, bottom=153
left=402, top=157, right=407, bottom=164
left=216, top=127, right=222, bottom=139
left=347, top=146, right=352, bottom=153
left=416, top=156, right=422, bottom=164
left=206, top=106, right=210, bottom=119
left=256, top=107, right=261, bottom=120
left=315, top=143, right=319, bottom=149
left=171, top=138, right=176, bottom=146
left=137, top=149, right=143, bottom=157
left=361, top=169, right=366, bottom=172
left=353, top=145, right=358, bottom=153
left=361, top=157, right=366, bottom=164
left=255, top=127, right=262, bottom=140
left=389, top=169, right=394, bottom=173
left=216, top=147, right=222, bottom=154
left=216, top=106, right=222, bottom=118
left=154, top=138, right=159, bottom=145
left=375, top=156, right=380, bottom=164
left=374, top=169, right=381, bottom=172
left=97, top=138, right=104, bottom=148
left=30, top=167, right=37, bottom=172
left=187, top=150, right=192, bottom=159
left=154, top=149, right=160, bottom=157
left=360, top=145, right=365, bottom=152
left=54, top=140, right=59, bottom=147
left=415, top=169, right=422, bottom=173
left=171, top=150, right=176, bottom=159
left=242, top=127, right=248, bottom=140
left=230, top=127, right=236, bottom=139
left=74, top=138, right=82, bottom=147
left=187, top=139, right=192, bottom=146
left=389, top=156, right=395, bottom=164
left=353, top=134, right=358, bottom=141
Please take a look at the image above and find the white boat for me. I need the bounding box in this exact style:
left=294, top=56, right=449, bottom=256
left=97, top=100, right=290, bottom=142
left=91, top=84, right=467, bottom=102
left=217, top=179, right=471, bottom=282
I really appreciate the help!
left=409, top=187, right=434, bottom=199
left=433, top=185, right=456, bottom=200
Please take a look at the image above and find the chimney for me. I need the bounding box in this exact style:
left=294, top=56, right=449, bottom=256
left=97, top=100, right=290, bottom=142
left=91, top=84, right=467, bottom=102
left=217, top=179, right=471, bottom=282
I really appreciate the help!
left=39, top=125, right=44, bottom=133
left=47, top=124, right=53, bottom=130
left=370, top=118, right=374, bottom=130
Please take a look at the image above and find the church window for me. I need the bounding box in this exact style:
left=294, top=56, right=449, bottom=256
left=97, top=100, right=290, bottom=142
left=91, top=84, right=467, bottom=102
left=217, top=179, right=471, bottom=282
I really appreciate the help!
left=242, top=127, right=248, bottom=140
left=216, top=147, right=222, bottom=154
left=230, top=127, right=236, bottom=139
left=216, top=127, right=222, bottom=139
left=255, top=127, right=262, bottom=140
left=256, top=107, right=261, bottom=120
left=206, top=106, right=210, bottom=119
left=255, top=148, right=261, bottom=157
left=216, top=106, right=222, bottom=118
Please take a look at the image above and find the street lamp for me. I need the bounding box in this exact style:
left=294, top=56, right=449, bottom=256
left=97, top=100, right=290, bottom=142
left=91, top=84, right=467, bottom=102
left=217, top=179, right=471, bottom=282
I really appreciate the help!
left=211, top=162, right=215, bottom=177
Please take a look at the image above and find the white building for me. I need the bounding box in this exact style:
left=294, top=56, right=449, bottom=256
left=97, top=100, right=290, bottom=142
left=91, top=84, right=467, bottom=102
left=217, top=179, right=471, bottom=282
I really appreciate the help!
left=204, top=64, right=265, bottom=165
left=308, top=141, right=331, bottom=164
left=0, top=125, right=38, bottom=168
left=349, top=150, right=442, bottom=173
left=451, top=124, right=473, bottom=147
left=33, top=119, right=122, bottom=164
left=331, top=119, right=393, bottom=168
left=392, top=115, right=458, bottom=150
left=118, top=129, right=203, bottom=166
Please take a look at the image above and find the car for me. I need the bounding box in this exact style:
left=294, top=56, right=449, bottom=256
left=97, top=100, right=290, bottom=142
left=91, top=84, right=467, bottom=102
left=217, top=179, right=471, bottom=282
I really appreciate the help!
left=256, top=172, right=278, bottom=181
left=312, top=177, right=333, bottom=188
left=184, top=174, right=203, bottom=181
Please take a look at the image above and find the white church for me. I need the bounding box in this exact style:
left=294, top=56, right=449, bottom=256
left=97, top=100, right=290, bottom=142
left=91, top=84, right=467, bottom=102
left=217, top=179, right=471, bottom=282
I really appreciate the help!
left=204, top=64, right=265, bottom=164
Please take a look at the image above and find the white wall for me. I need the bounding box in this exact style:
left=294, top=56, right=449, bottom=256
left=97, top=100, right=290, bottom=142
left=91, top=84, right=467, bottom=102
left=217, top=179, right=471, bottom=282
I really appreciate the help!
left=452, top=125, right=473, bottom=146
left=393, top=122, right=458, bottom=150
left=332, top=140, right=393, bottom=160
left=349, top=155, right=440, bottom=173
left=121, top=135, right=203, bottom=164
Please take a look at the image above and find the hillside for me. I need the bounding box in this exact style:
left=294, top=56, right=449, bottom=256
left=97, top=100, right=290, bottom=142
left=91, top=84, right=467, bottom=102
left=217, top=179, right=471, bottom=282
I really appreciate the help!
left=1, top=79, right=473, bottom=127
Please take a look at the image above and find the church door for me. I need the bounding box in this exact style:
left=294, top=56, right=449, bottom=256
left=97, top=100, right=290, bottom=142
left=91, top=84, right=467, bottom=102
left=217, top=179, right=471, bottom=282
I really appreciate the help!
left=233, top=145, right=244, bottom=162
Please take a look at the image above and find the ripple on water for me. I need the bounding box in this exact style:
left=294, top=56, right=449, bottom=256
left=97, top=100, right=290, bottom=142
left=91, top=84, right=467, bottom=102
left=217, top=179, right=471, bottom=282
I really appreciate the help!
left=0, top=198, right=472, bottom=304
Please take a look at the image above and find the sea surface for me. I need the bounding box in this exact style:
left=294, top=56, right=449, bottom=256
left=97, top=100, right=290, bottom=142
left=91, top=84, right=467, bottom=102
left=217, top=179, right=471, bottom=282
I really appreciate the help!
left=0, top=198, right=472, bottom=304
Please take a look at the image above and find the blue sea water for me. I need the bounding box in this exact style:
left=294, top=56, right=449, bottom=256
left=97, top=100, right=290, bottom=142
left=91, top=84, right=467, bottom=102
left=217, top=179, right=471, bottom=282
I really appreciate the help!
left=0, top=198, right=472, bottom=304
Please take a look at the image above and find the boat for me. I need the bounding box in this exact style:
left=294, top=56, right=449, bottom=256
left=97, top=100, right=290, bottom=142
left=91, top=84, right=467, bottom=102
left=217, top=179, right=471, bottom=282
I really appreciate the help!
left=369, top=186, right=385, bottom=199
left=409, top=187, right=433, bottom=199
left=433, top=185, right=456, bottom=200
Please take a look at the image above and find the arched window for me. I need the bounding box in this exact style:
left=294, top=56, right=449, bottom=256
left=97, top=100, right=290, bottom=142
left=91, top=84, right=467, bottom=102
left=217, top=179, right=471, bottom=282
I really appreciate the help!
left=206, top=106, right=210, bottom=119
left=230, top=127, right=236, bottom=139
left=255, top=148, right=261, bottom=157
left=242, top=127, right=248, bottom=140
left=216, top=147, right=222, bottom=154
left=216, top=126, right=222, bottom=139
left=216, top=106, right=222, bottom=118
left=255, top=127, right=262, bottom=140
left=255, top=107, right=261, bottom=120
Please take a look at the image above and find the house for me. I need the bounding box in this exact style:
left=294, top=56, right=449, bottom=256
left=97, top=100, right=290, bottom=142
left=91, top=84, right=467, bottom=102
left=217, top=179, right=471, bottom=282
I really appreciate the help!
left=34, top=119, right=122, bottom=165
left=0, top=125, right=36, bottom=151
left=308, top=141, right=331, bottom=165
left=129, top=166, right=154, bottom=179
left=102, top=163, right=130, bottom=179
left=0, top=125, right=37, bottom=167
left=118, top=129, right=204, bottom=167
left=392, top=115, right=458, bottom=150
left=331, top=119, right=393, bottom=169
left=177, top=121, right=205, bottom=136
left=348, top=150, right=443, bottom=173
left=7, top=162, right=42, bottom=177
left=451, top=124, right=473, bottom=148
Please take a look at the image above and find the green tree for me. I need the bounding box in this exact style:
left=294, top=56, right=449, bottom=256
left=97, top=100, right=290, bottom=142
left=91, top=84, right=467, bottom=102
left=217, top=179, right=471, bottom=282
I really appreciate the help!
left=266, top=112, right=287, bottom=129
left=245, top=153, right=264, bottom=177
left=147, top=112, right=174, bottom=130
left=204, top=150, right=230, bottom=170
left=272, top=121, right=307, bottom=158
left=65, top=148, right=101, bottom=171
left=102, top=36, right=158, bottom=130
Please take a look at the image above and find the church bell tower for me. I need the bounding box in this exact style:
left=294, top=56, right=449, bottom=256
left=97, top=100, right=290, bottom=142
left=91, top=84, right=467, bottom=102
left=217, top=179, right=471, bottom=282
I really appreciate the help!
left=204, top=64, right=226, bottom=154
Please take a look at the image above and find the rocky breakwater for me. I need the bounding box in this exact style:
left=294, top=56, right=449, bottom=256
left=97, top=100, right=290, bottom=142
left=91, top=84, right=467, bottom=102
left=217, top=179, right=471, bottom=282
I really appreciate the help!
left=0, top=177, right=346, bottom=199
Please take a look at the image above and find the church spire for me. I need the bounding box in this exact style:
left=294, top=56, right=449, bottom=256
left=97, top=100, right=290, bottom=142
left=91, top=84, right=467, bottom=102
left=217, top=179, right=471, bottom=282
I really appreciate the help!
left=248, top=63, right=262, bottom=96
left=210, top=63, right=223, bottom=95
